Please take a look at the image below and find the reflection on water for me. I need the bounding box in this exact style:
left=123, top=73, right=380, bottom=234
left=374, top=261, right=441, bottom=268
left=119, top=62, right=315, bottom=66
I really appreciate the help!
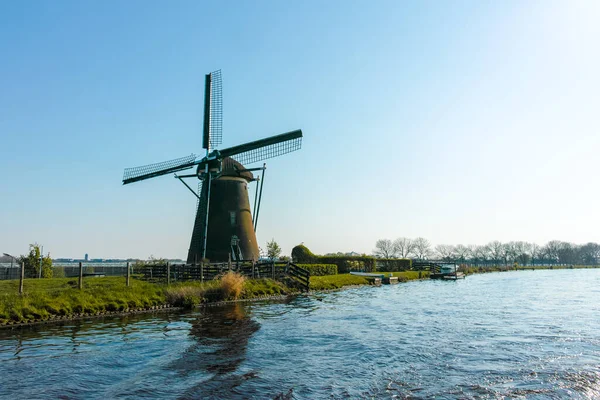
left=170, top=304, right=262, bottom=399
left=0, top=269, right=599, bottom=399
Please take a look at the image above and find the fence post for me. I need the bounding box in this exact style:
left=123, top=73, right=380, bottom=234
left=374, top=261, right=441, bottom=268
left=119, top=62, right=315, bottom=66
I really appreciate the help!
left=200, top=262, right=204, bottom=283
left=126, top=262, right=130, bottom=287
left=271, top=262, right=275, bottom=280
left=167, top=262, right=170, bottom=285
left=78, top=262, right=83, bottom=290
left=19, top=261, right=24, bottom=294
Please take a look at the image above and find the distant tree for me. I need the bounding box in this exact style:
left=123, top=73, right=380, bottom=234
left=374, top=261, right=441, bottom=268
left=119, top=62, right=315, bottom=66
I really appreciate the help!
left=373, top=239, right=397, bottom=259
left=266, top=238, right=282, bottom=260
left=579, top=242, right=600, bottom=265
left=19, top=243, right=53, bottom=278
left=487, top=241, right=504, bottom=266
left=544, top=240, right=562, bottom=265
left=557, top=242, right=576, bottom=265
left=413, top=237, right=432, bottom=260
left=148, top=255, right=167, bottom=265
left=454, top=244, right=470, bottom=263
left=393, top=237, right=414, bottom=258
left=529, top=243, right=540, bottom=266
left=513, top=241, right=530, bottom=266
left=470, top=245, right=489, bottom=266
left=434, top=244, right=455, bottom=261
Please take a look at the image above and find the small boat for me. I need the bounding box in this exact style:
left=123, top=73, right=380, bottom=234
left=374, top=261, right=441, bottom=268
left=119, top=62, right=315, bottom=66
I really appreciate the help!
left=349, top=272, right=385, bottom=279
left=430, top=263, right=465, bottom=280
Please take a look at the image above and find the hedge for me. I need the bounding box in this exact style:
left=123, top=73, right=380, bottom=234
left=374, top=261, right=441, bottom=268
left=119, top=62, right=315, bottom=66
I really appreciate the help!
left=318, top=256, right=377, bottom=273
left=291, top=245, right=317, bottom=263
left=291, top=244, right=377, bottom=273
left=376, top=258, right=412, bottom=271
left=297, top=264, right=338, bottom=276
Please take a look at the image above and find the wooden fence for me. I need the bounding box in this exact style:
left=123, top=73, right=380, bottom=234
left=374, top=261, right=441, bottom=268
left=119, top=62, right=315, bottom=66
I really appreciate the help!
left=137, top=261, right=311, bottom=292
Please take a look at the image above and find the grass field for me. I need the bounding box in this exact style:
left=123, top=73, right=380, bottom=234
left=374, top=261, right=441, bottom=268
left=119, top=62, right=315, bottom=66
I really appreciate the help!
left=0, top=275, right=296, bottom=325
left=309, top=270, right=429, bottom=291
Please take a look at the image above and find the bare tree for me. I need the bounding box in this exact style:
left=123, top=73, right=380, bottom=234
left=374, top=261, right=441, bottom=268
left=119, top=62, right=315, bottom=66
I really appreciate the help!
left=454, top=244, right=470, bottom=263
left=487, top=241, right=504, bottom=266
left=373, top=239, right=397, bottom=259
left=579, top=242, right=600, bottom=265
left=434, top=244, right=455, bottom=261
left=529, top=243, right=540, bottom=266
left=513, top=241, right=530, bottom=266
left=557, top=242, right=576, bottom=265
left=474, top=245, right=490, bottom=266
left=413, top=237, right=432, bottom=260
left=393, top=237, right=414, bottom=258
left=544, top=240, right=561, bottom=265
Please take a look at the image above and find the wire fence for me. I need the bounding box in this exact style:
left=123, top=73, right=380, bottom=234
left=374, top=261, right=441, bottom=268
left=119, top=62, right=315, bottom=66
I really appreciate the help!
left=0, top=263, right=130, bottom=280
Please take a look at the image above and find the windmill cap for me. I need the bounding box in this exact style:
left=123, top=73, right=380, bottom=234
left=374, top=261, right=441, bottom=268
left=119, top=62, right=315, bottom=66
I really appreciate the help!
left=220, top=157, right=254, bottom=181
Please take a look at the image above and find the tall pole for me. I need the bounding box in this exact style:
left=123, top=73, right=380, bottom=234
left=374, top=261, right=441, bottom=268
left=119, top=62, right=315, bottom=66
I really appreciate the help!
left=254, top=164, right=266, bottom=232
left=252, top=177, right=260, bottom=227
left=19, top=261, right=24, bottom=294
left=202, top=168, right=212, bottom=260
left=39, top=245, right=43, bottom=279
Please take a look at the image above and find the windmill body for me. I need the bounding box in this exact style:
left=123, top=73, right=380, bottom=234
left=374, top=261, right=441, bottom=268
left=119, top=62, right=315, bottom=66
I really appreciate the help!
left=122, top=70, right=302, bottom=263
left=187, top=158, right=259, bottom=263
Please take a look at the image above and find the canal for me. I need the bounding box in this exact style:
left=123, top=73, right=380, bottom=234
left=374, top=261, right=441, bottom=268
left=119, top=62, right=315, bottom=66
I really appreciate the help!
left=1, top=269, right=599, bottom=398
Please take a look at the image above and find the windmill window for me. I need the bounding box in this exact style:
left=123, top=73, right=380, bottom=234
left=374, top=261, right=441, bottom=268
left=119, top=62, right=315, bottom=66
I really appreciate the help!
left=229, top=211, right=236, bottom=226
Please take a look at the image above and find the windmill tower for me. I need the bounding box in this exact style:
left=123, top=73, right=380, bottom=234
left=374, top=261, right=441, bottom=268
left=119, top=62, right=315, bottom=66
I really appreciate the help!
left=122, top=70, right=302, bottom=263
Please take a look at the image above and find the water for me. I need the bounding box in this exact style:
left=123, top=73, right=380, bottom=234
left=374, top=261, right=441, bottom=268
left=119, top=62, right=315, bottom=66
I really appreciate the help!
left=1, top=269, right=599, bottom=399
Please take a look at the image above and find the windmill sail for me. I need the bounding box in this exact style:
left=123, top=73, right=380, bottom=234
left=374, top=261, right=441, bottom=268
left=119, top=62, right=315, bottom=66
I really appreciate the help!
left=122, top=154, right=197, bottom=185
left=202, top=70, right=223, bottom=150
left=215, top=129, right=302, bottom=168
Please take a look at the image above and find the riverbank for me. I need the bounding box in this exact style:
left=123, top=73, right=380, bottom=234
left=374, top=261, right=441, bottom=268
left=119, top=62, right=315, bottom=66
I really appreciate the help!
left=0, top=276, right=295, bottom=327
left=2, top=266, right=596, bottom=328
left=309, top=270, right=429, bottom=290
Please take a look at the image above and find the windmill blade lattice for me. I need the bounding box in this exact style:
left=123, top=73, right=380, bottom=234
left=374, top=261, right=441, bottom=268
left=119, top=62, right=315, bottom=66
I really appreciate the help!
left=202, top=70, right=223, bottom=150
left=122, top=154, right=197, bottom=185
left=209, top=70, right=223, bottom=148
left=220, top=130, right=302, bottom=167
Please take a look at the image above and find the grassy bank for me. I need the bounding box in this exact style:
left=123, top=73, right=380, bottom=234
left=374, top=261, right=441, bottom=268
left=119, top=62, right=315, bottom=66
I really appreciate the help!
left=309, top=271, right=429, bottom=291
left=0, top=275, right=295, bottom=325
left=0, top=277, right=165, bottom=324
left=461, top=264, right=598, bottom=275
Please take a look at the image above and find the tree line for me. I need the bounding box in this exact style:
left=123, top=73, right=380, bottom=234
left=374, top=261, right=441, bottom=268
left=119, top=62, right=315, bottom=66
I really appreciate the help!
left=373, top=238, right=600, bottom=266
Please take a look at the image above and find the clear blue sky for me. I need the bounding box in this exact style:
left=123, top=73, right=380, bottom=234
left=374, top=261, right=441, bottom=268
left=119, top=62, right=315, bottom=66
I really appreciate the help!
left=1, top=0, right=598, bottom=259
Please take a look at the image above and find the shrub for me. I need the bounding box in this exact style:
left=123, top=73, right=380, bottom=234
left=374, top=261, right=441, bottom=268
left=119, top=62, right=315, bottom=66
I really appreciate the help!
left=297, top=264, right=337, bottom=276
left=220, top=271, right=245, bottom=300
left=291, top=245, right=317, bottom=263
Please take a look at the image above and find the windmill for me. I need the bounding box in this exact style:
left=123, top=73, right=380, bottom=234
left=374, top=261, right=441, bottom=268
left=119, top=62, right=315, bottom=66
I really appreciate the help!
left=122, top=70, right=302, bottom=263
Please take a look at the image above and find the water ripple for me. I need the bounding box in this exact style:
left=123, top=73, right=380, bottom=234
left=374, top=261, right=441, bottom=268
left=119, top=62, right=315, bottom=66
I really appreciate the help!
left=1, top=269, right=599, bottom=398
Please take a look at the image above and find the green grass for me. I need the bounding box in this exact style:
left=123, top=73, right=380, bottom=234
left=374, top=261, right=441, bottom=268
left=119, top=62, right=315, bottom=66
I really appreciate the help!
left=0, top=277, right=165, bottom=324
left=309, top=270, right=429, bottom=290
left=310, top=274, right=370, bottom=290
left=0, top=276, right=295, bottom=325
left=165, top=278, right=293, bottom=307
